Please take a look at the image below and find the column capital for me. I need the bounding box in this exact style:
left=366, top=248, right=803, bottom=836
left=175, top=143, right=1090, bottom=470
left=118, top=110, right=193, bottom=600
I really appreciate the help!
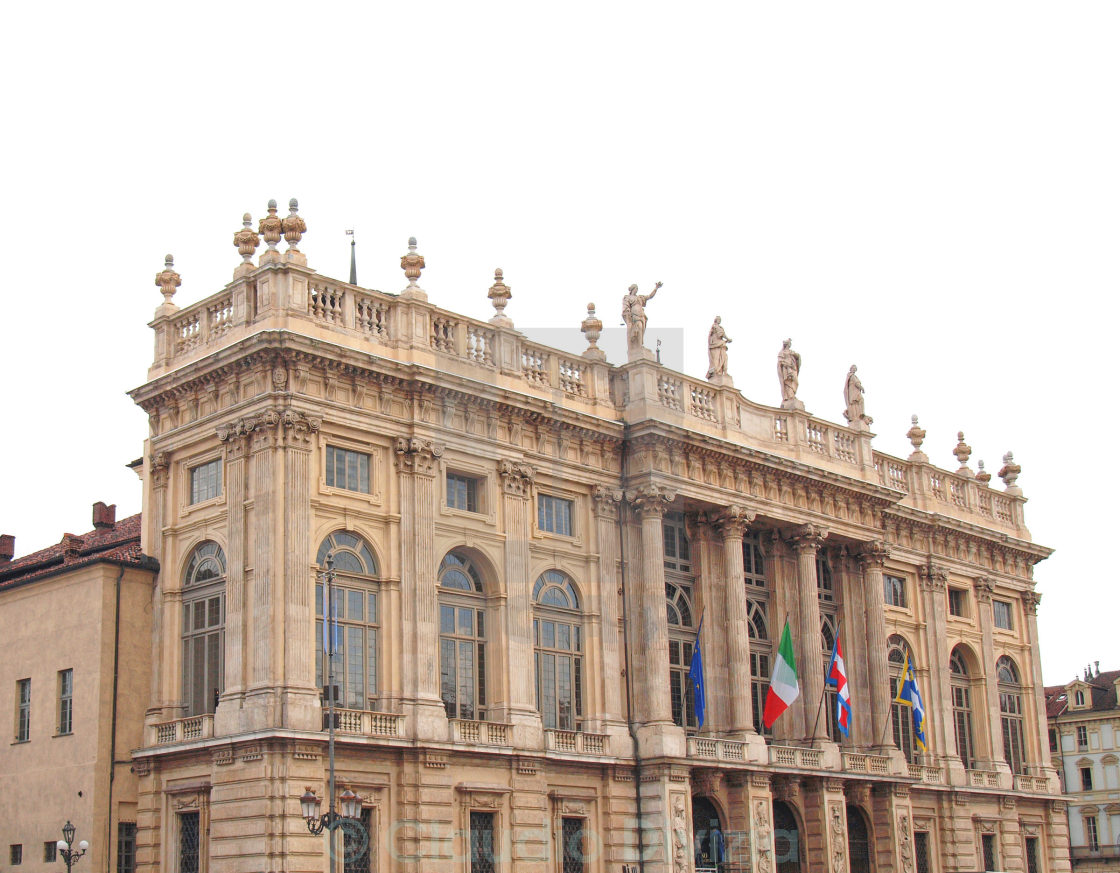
left=149, top=450, right=170, bottom=488
left=974, top=575, right=995, bottom=603
left=1021, top=589, right=1042, bottom=615
left=625, top=484, right=676, bottom=518
left=591, top=484, right=623, bottom=519
left=857, top=539, right=891, bottom=568
left=394, top=437, right=444, bottom=476
left=498, top=459, right=535, bottom=498
left=714, top=504, right=757, bottom=539
left=789, top=522, right=828, bottom=553
left=918, top=563, right=948, bottom=591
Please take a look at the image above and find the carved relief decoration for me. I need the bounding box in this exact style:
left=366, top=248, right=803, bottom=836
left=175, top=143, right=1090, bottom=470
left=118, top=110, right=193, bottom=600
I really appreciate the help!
left=858, top=539, right=890, bottom=568
left=829, top=803, right=847, bottom=873
left=715, top=504, right=757, bottom=539
left=753, top=799, right=773, bottom=873
left=974, top=576, right=995, bottom=604
left=919, top=564, right=948, bottom=592
left=395, top=438, right=444, bottom=476
left=790, top=523, right=828, bottom=552
left=498, top=459, right=536, bottom=497
left=897, top=813, right=914, bottom=873
left=592, top=485, right=623, bottom=519
left=626, top=483, right=676, bottom=518
left=671, top=794, right=689, bottom=873
left=1021, top=590, right=1041, bottom=614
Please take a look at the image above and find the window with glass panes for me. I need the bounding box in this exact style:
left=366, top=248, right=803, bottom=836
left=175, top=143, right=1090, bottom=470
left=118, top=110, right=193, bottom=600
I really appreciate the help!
left=888, top=635, right=917, bottom=762
left=884, top=575, right=907, bottom=608
left=662, top=512, right=691, bottom=572
left=44, top=842, right=57, bottom=863
left=439, top=551, right=487, bottom=720
left=562, top=818, right=587, bottom=873
left=470, top=811, right=496, bottom=873
left=993, top=599, right=1014, bottom=630
left=948, top=587, right=967, bottom=617
left=117, top=823, right=136, bottom=873
left=325, top=446, right=370, bottom=493
left=447, top=473, right=481, bottom=513
left=744, top=532, right=771, bottom=736
left=315, top=531, right=380, bottom=710
left=16, top=678, right=30, bottom=742
left=950, top=648, right=976, bottom=769
left=667, top=579, right=697, bottom=730
left=817, top=552, right=834, bottom=602
left=181, top=542, right=225, bottom=717
left=821, top=612, right=842, bottom=741
left=1085, top=815, right=1100, bottom=851
left=1024, top=836, right=1040, bottom=873
left=189, top=459, right=222, bottom=504
left=179, top=811, right=200, bottom=873
left=533, top=571, right=582, bottom=730
left=981, top=833, right=998, bottom=872
left=1077, top=725, right=1088, bottom=749
left=58, top=668, right=73, bottom=734
left=343, top=808, right=372, bottom=873
left=538, top=494, right=573, bottom=536
left=998, top=656, right=1027, bottom=774
left=914, top=832, right=931, bottom=873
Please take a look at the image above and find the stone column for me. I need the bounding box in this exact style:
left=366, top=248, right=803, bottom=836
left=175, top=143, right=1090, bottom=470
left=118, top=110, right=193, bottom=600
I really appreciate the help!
left=918, top=564, right=951, bottom=763
left=838, top=552, right=870, bottom=746
left=625, top=484, right=682, bottom=758
left=497, top=459, right=542, bottom=748
left=592, top=486, right=627, bottom=748
left=245, top=409, right=280, bottom=728
left=214, top=423, right=248, bottom=735
left=1021, top=590, right=1051, bottom=772
left=974, top=576, right=1007, bottom=770
left=280, top=409, right=321, bottom=730
left=396, top=437, right=446, bottom=740
left=685, top=514, right=727, bottom=732
left=714, top=505, right=758, bottom=738
left=147, top=452, right=172, bottom=723
left=766, top=533, right=800, bottom=746
left=858, top=541, right=892, bottom=751
left=791, top=524, right=828, bottom=743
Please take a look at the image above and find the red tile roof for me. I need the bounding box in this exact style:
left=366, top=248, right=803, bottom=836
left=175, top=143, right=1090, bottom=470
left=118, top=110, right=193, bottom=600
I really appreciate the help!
left=0, top=513, right=150, bottom=590
left=1045, top=669, right=1120, bottom=718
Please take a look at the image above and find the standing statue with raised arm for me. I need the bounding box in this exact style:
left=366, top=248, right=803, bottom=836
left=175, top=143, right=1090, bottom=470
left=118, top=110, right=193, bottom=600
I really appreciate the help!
left=706, top=316, right=733, bottom=385
left=843, top=364, right=872, bottom=428
left=622, top=281, right=662, bottom=361
left=777, top=338, right=804, bottom=410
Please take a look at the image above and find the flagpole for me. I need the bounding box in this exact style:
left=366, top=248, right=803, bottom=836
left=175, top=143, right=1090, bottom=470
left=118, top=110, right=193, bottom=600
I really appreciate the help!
left=813, top=615, right=842, bottom=741
left=692, top=609, right=706, bottom=732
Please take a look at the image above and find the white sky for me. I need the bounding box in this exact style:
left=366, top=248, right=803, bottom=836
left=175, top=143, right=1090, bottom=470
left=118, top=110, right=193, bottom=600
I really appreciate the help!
left=1, top=2, right=1116, bottom=686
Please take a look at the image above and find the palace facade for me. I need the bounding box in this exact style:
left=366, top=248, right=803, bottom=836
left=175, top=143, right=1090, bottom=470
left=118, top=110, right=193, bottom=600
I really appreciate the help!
left=15, top=199, right=1068, bottom=873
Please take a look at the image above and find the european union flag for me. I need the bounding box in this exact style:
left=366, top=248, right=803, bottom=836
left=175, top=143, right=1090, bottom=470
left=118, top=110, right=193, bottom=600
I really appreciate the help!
left=688, top=616, right=706, bottom=728
left=894, top=649, right=928, bottom=751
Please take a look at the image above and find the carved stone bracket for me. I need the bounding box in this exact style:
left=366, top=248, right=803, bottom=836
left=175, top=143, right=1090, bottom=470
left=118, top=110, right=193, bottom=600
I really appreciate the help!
left=395, top=438, right=444, bottom=476
left=790, top=523, right=828, bottom=553
left=592, top=485, right=623, bottom=519
left=1021, top=590, right=1041, bottom=615
left=714, top=504, right=757, bottom=539
left=498, top=459, right=535, bottom=498
left=150, top=451, right=170, bottom=489
left=974, top=576, right=995, bottom=604
left=625, top=484, right=676, bottom=518
left=918, top=564, right=948, bottom=592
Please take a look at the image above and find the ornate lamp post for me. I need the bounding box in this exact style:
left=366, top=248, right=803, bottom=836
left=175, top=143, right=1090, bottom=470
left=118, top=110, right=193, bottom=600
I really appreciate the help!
left=56, top=821, right=88, bottom=873
left=299, top=555, right=361, bottom=872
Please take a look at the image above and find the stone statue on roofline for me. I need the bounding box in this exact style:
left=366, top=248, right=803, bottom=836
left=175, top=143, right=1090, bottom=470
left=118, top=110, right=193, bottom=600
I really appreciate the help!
left=622, top=281, right=662, bottom=361
left=706, top=316, right=733, bottom=387
left=777, top=338, right=804, bottom=411
left=842, top=364, right=872, bottom=430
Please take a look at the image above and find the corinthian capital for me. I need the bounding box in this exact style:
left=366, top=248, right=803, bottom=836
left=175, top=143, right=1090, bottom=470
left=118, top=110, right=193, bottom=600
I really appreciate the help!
left=715, top=504, right=757, bottom=539
left=395, top=437, right=445, bottom=476
left=790, top=523, right=828, bottom=553
left=858, top=539, right=891, bottom=568
left=973, top=575, right=995, bottom=603
left=498, top=459, right=536, bottom=497
left=1021, top=589, right=1042, bottom=615
left=592, top=485, right=623, bottom=519
left=625, top=484, right=676, bottom=518
left=919, top=564, right=948, bottom=591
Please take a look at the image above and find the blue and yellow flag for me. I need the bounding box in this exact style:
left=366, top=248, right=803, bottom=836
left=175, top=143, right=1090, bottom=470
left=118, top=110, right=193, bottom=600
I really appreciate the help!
left=894, top=649, right=928, bottom=751
left=688, top=615, right=706, bottom=728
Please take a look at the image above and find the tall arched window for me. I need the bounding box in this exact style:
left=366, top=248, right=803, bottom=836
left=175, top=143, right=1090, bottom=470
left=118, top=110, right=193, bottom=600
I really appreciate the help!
left=533, top=570, right=582, bottom=731
left=744, top=532, right=771, bottom=736
left=888, top=634, right=916, bottom=762
left=182, top=542, right=226, bottom=717
left=315, top=531, right=380, bottom=710
left=439, top=551, right=487, bottom=721
left=817, top=551, right=840, bottom=741
left=998, top=656, right=1027, bottom=774
left=950, top=647, right=977, bottom=769
left=666, top=579, right=697, bottom=730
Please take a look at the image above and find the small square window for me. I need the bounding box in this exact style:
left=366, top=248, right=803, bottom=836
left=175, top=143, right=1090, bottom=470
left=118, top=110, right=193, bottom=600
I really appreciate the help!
left=189, top=459, right=222, bottom=504
left=447, top=473, right=482, bottom=513
left=10, top=844, right=22, bottom=865
left=884, top=575, right=907, bottom=608
left=948, top=587, right=967, bottom=617
left=325, top=446, right=370, bottom=493
left=44, top=842, right=56, bottom=862
left=993, top=599, right=1013, bottom=630
left=538, top=494, right=573, bottom=536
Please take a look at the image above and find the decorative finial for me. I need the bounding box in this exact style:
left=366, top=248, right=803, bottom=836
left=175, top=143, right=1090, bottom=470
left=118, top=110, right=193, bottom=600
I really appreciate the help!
left=998, top=451, right=1022, bottom=494
left=259, top=200, right=282, bottom=251
left=581, top=303, right=605, bottom=360
left=233, top=213, right=260, bottom=265
left=282, top=198, right=306, bottom=251
left=953, top=431, right=973, bottom=474
left=155, top=254, right=181, bottom=305
left=906, top=415, right=927, bottom=462
left=400, top=237, right=426, bottom=299
left=346, top=229, right=357, bottom=285
left=975, top=460, right=991, bottom=484
left=488, top=268, right=513, bottom=327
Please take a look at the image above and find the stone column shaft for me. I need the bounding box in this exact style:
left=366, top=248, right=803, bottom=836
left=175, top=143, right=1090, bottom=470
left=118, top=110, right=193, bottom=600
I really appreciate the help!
left=221, top=437, right=247, bottom=700
left=1022, top=591, right=1049, bottom=770
left=147, top=454, right=169, bottom=720
left=717, top=507, right=757, bottom=736
left=859, top=542, right=892, bottom=749
left=593, top=487, right=625, bottom=726
left=250, top=429, right=275, bottom=692
left=793, top=525, right=828, bottom=742
left=975, top=577, right=1005, bottom=766
left=920, top=565, right=952, bottom=759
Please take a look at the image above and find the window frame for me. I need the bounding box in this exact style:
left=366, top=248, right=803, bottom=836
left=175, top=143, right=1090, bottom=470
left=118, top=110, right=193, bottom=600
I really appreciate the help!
left=533, top=570, right=583, bottom=731
left=44, top=841, right=58, bottom=863
left=324, top=445, right=371, bottom=494
left=57, top=668, right=73, bottom=735
left=15, top=677, right=30, bottom=743
left=883, top=574, right=907, bottom=609
left=997, top=656, right=1027, bottom=775
left=439, top=551, right=488, bottom=721
left=1077, top=725, right=1088, bottom=750
left=536, top=493, right=575, bottom=538
left=949, top=649, right=976, bottom=770
left=10, top=843, right=22, bottom=865
left=744, top=532, right=772, bottom=736
left=1081, top=766, right=1094, bottom=791
left=117, top=822, right=137, bottom=873
left=446, top=471, right=484, bottom=514
left=947, top=586, right=968, bottom=618
left=181, top=542, right=227, bottom=718
left=993, top=598, right=1014, bottom=630
left=188, top=458, right=223, bottom=506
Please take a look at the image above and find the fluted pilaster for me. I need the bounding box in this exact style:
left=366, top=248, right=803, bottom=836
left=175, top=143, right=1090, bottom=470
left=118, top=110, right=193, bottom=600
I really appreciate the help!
left=592, top=486, right=625, bottom=727
left=1022, top=589, right=1049, bottom=770
left=975, top=576, right=1005, bottom=767
left=715, top=505, right=758, bottom=737
left=791, top=524, right=828, bottom=742
left=216, top=427, right=248, bottom=723
left=919, top=563, right=951, bottom=760
left=859, top=541, right=891, bottom=750
left=148, top=452, right=171, bottom=721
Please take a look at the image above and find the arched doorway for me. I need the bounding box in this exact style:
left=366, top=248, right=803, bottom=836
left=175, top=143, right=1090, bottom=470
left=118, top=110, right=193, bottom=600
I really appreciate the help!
left=692, top=796, right=724, bottom=872
left=773, top=801, right=802, bottom=873
left=847, top=806, right=872, bottom=873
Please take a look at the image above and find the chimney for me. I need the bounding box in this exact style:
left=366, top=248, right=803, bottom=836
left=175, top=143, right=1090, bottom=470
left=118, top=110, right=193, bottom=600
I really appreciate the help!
left=92, top=502, right=116, bottom=530
left=61, top=534, right=83, bottom=560
left=0, top=534, right=13, bottom=564
left=1095, top=661, right=1100, bottom=677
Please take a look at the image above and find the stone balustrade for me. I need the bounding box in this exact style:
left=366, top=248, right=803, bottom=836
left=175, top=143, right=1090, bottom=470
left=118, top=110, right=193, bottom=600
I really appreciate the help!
left=908, top=762, right=944, bottom=784
left=769, top=744, right=823, bottom=769
left=841, top=751, right=892, bottom=776
left=325, top=708, right=403, bottom=738
left=544, top=729, right=609, bottom=755
left=967, top=768, right=1002, bottom=789
left=687, top=736, right=748, bottom=763
left=149, top=714, right=214, bottom=746
left=1013, top=774, right=1052, bottom=793
left=450, top=718, right=511, bottom=746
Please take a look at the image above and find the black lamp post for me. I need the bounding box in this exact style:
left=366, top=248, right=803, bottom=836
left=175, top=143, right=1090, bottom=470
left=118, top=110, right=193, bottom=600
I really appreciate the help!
left=56, top=821, right=88, bottom=873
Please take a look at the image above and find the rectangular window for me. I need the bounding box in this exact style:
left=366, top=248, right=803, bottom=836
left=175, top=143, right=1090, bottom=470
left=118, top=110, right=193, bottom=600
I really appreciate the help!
left=1081, top=766, right=1093, bottom=791
left=562, top=818, right=587, bottom=873
left=884, top=575, right=907, bottom=608
left=538, top=494, right=573, bottom=536
left=343, top=808, right=371, bottom=873
left=316, top=583, right=379, bottom=711
left=10, top=844, right=22, bottom=865
left=189, top=459, right=222, bottom=504
left=914, top=832, right=930, bottom=873
left=1086, top=815, right=1099, bottom=852
left=669, top=639, right=697, bottom=730
left=1048, top=728, right=1058, bottom=753
left=58, top=668, right=73, bottom=735
left=182, top=594, right=224, bottom=717
left=750, top=650, right=771, bottom=736
left=117, top=823, right=136, bottom=873
left=447, top=473, right=481, bottom=513
left=325, top=446, right=370, bottom=493
left=1077, top=725, right=1088, bottom=749
left=440, top=606, right=486, bottom=721
left=662, top=513, right=691, bottom=572
left=982, top=833, right=998, bottom=871
left=179, top=811, right=200, bottom=873
left=993, top=599, right=1013, bottom=630
left=15, top=678, right=30, bottom=742
left=948, top=587, right=967, bottom=617
left=44, top=841, right=57, bottom=862
left=1024, top=836, right=1040, bottom=873
left=470, top=811, right=496, bottom=873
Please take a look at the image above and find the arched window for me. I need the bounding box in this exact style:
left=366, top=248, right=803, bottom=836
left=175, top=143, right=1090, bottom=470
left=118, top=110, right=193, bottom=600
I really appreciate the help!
left=182, top=542, right=226, bottom=717
left=998, top=655, right=1027, bottom=774
left=950, top=647, right=977, bottom=769
left=1075, top=690, right=1085, bottom=707
left=744, top=532, right=771, bottom=735
left=888, top=634, right=916, bottom=762
left=315, top=531, right=380, bottom=711
left=439, top=551, right=486, bottom=721
left=533, top=571, right=582, bottom=731
left=818, top=550, right=840, bottom=741
left=817, top=553, right=834, bottom=602
left=666, top=579, right=697, bottom=730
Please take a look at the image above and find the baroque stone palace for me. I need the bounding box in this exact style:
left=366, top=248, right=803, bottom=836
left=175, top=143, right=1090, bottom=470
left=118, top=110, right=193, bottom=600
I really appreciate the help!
left=127, top=200, right=1065, bottom=873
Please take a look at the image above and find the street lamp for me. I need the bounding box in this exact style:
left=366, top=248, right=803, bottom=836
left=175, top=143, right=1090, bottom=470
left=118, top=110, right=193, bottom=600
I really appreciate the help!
left=300, top=787, right=363, bottom=833
left=56, top=821, right=88, bottom=873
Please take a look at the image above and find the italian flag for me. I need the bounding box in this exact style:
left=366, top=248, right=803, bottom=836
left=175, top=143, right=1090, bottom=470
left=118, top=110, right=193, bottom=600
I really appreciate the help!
left=763, top=620, right=800, bottom=729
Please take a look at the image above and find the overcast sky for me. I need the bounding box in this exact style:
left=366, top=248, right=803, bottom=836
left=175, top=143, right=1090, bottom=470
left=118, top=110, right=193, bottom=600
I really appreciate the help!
left=1, top=3, right=1116, bottom=686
